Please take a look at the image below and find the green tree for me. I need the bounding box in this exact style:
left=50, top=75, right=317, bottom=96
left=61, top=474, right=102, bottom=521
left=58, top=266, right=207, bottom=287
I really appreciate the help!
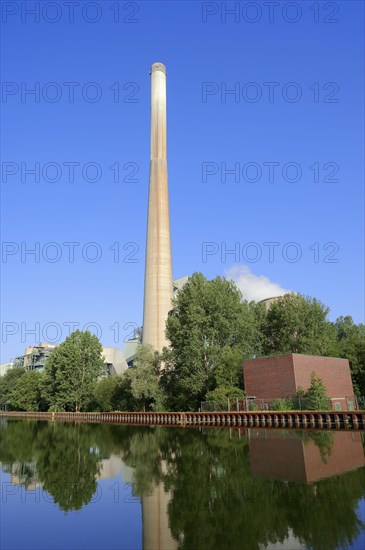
left=0, top=368, right=26, bottom=410
left=164, top=273, right=262, bottom=410
left=8, top=370, right=44, bottom=411
left=43, top=330, right=105, bottom=412
left=94, top=376, right=120, bottom=411
left=333, top=316, right=365, bottom=398
left=129, top=344, right=164, bottom=411
left=111, top=370, right=136, bottom=411
left=213, top=345, right=246, bottom=389
left=305, top=372, right=331, bottom=410
left=263, top=293, right=335, bottom=356
left=205, top=386, right=245, bottom=410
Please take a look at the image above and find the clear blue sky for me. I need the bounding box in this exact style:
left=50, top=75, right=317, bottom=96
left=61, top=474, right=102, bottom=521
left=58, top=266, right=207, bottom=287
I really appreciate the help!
left=1, top=0, right=364, bottom=362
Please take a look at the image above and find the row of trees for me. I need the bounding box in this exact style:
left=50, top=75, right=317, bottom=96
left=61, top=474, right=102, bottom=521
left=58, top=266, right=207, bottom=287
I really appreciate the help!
left=161, top=273, right=364, bottom=410
left=1, top=273, right=364, bottom=412
left=0, top=332, right=162, bottom=413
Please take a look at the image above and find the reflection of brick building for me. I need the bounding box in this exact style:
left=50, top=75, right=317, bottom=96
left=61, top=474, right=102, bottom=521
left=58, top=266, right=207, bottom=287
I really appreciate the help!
left=243, top=353, right=355, bottom=410
left=249, top=430, right=365, bottom=483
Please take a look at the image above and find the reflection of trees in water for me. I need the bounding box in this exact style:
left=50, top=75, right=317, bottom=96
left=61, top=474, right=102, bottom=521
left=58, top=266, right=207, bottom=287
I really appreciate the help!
left=301, top=430, right=334, bottom=463
left=0, top=420, right=113, bottom=511
left=156, top=430, right=365, bottom=550
left=0, top=420, right=364, bottom=550
left=34, top=424, right=102, bottom=511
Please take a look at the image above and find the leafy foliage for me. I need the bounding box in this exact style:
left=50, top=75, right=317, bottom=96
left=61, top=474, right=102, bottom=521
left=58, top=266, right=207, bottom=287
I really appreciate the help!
left=293, top=372, right=331, bottom=410
left=333, top=316, right=365, bottom=398
left=43, top=330, right=105, bottom=412
left=94, top=376, right=120, bottom=412
left=0, top=368, right=26, bottom=410
left=305, top=372, right=331, bottom=410
left=2, top=276, right=364, bottom=412
left=8, top=370, right=45, bottom=412
left=163, top=272, right=264, bottom=409
left=263, top=293, right=333, bottom=355
left=129, top=344, right=165, bottom=411
left=269, top=398, right=294, bottom=411
left=205, top=386, right=245, bottom=410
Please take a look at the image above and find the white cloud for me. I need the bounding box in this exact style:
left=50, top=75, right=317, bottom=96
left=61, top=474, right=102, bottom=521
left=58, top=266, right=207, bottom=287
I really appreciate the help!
left=225, top=265, right=290, bottom=303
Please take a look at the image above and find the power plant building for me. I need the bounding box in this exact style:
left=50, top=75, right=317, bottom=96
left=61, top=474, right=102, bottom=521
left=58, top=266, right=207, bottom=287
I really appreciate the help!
left=243, top=353, right=356, bottom=411
left=5, top=342, right=127, bottom=377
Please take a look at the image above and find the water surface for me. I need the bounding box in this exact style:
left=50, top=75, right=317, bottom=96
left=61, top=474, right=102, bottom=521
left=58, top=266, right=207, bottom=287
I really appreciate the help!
left=0, top=419, right=364, bottom=550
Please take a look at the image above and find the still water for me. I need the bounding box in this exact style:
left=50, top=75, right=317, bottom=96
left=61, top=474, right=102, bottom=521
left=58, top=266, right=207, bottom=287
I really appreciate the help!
left=0, top=419, right=364, bottom=550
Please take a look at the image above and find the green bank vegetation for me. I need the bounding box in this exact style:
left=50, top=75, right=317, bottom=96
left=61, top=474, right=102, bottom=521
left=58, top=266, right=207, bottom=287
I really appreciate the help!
left=1, top=273, right=364, bottom=412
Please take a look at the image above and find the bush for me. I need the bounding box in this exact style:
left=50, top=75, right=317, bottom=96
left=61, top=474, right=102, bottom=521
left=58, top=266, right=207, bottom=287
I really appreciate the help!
left=205, top=386, right=245, bottom=411
left=293, top=373, right=331, bottom=410
left=269, top=398, right=294, bottom=411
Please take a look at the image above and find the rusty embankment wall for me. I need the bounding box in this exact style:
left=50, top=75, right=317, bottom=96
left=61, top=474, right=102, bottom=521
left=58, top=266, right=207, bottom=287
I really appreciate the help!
left=1, top=411, right=365, bottom=430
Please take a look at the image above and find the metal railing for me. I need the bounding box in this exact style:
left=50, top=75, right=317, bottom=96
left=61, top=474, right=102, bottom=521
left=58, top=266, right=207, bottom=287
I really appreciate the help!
left=201, top=396, right=359, bottom=412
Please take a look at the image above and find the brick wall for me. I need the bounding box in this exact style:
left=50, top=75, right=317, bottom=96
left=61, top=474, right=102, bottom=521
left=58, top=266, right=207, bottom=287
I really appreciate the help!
left=292, top=354, right=354, bottom=397
left=244, top=354, right=296, bottom=398
left=243, top=354, right=355, bottom=402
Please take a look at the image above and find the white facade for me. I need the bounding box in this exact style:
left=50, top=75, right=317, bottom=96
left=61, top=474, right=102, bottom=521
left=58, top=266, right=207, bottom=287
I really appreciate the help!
left=0, top=362, right=16, bottom=377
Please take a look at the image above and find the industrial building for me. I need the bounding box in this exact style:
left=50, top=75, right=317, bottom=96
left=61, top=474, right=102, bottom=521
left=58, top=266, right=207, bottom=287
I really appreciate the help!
left=258, top=296, right=283, bottom=310
left=1, top=342, right=128, bottom=377
left=16, top=342, right=57, bottom=371
left=125, top=277, right=189, bottom=367
left=243, top=353, right=356, bottom=411
left=0, top=362, right=16, bottom=377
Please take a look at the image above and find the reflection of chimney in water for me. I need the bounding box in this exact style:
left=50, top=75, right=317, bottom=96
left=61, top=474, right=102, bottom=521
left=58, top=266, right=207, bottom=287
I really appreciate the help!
left=142, top=460, right=177, bottom=550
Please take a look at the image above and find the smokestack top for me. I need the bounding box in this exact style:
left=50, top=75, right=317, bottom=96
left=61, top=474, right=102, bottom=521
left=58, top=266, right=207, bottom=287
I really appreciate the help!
left=151, top=62, right=166, bottom=75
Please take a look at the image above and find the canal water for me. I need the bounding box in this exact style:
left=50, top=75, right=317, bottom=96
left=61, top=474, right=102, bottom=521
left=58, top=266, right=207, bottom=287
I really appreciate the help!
left=0, top=419, right=364, bottom=550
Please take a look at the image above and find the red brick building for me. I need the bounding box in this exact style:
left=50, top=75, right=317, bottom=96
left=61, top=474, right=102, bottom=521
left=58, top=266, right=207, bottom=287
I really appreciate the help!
left=243, top=353, right=355, bottom=410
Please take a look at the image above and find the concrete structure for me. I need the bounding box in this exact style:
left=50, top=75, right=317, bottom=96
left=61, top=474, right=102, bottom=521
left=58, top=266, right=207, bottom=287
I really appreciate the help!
left=101, top=347, right=128, bottom=376
left=250, top=429, right=365, bottom=483
left=0, top=362, right=16, bottom=377
left=258, top=296, right=283, bottom=310
left=173, top=276, right=189, bottom=293
left=19, top=342, right=57, bottom=371
left=5, top=342, right=127, bottom=377
left=142, top=62, right=173, bottom=354
left=244, top=353, right=356, bottom=410
left=124, top=336, right=140, bottom=367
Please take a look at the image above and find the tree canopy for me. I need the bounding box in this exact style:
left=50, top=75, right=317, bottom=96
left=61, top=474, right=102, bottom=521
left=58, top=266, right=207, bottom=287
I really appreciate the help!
left=43, top=330, right=105, bottom=412
left=8, top=370, right=44, bottom=412
left=1, top=275, right=364, bottom=412
left=129, top=344, right=164, bottom=411
left=162, top=272, right=264, bottom=409
left=262, top=293, right=333, bottom=355
left=0, top=368, right=26, bottom=410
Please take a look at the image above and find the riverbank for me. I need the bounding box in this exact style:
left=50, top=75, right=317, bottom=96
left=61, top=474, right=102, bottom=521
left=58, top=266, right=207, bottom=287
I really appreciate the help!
left=1, top=410, right=365, bottom=429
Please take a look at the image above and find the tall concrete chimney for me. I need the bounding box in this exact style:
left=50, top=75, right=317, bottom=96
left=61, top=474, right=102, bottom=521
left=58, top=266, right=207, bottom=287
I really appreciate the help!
left=142, top=62, right=173, bottom=353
